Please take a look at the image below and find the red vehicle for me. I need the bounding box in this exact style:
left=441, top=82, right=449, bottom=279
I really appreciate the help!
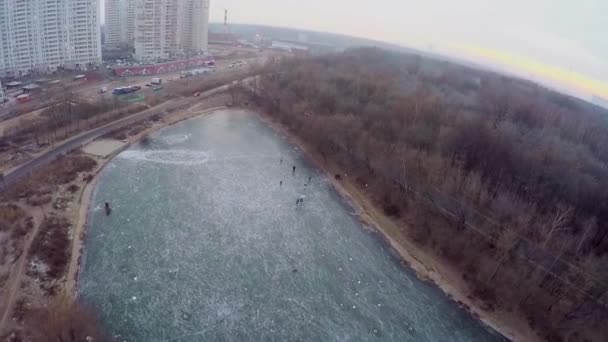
left=16, top=94, right=31, bottom=103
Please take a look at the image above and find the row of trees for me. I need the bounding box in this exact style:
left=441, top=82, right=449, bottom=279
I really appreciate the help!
left=256, top=48, right=608, bottom=341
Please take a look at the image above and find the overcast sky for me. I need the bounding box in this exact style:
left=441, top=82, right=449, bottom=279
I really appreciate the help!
left=103, top=0, right=608, bottom=99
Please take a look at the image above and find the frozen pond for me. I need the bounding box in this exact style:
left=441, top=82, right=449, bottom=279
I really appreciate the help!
left=79, top=109, right=505, bottom=341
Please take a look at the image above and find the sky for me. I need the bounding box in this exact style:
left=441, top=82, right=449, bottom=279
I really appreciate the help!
left=102, top=0, right=608, bottom=100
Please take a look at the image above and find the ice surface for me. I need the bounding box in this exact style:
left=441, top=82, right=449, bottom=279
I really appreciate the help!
left=161, top=134, right=191, bottom=145
left=118, top=150, right=210, bottom=166
left=79, top=109, right=505, bottom=342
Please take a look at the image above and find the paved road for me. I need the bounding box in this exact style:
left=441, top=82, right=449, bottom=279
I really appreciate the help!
left=1, top=83, right=231, bottom=191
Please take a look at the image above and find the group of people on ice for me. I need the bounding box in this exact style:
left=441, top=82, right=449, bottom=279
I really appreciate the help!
left=279, top=158, right=312, bottom=208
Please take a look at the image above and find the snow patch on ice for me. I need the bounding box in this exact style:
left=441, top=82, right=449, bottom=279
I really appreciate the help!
left=118, top=150, right=210, bottom=166
left=161, top=134, right=191, bottom=145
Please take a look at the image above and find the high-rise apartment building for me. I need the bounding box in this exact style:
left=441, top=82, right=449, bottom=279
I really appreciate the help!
left=133, top=0, right=176, bottom=61
left=107, top=0, right=209, bottom=62
left=105, top=0, right=135, bottom=48
left=0, top=0, right=102, bottom=77
left=177, top=0, right=209, bottom=53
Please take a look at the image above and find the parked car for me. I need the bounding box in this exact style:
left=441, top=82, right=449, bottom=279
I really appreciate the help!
left=16, top=94, right=31, bottom=103
left=113, top=85, right=139, bottom=95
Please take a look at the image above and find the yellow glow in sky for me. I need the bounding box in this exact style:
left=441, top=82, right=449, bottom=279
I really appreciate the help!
left=455, top=45, right=608, bottom=100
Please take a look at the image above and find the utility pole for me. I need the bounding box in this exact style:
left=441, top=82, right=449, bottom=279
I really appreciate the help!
left=224, top=9, right=229, bottom=34
left=0, top=79, right=5, bottom=106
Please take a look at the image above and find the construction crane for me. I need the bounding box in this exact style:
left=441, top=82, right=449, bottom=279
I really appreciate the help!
left=224, top=9, right=229, bottom=34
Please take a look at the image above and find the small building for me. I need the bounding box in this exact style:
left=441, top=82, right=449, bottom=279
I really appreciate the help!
left=22, top=84, right=42, bottom=93
left=5, top=81, right=22, bottom=88
left=270, top=41, right=309, bottom=52
left=209, top=32, right=239, bottom=46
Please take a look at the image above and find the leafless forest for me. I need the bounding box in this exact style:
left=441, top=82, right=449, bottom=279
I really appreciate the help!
left=256, top=48, right=608, bottom=341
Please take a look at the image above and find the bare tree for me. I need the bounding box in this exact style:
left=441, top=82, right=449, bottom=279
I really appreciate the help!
left=486, top=229, right=519, bottom=283
left=27, top=296, right=110, bottom=342
left=543, top=204, right=573, bottom=248
left=576, top=217, right=596, bottom=254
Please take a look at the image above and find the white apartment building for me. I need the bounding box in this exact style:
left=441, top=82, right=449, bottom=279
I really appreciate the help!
left=133, top=0, right=176, bottom=61
left=111, top=0, right=209, bottom=62
left=105, top=0, right=135, bottom=48
left=177, top=0, right=209, bottom=53
left=0, top=0, right=102, bottom=77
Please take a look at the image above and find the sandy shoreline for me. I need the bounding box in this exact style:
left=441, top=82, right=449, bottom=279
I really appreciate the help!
left=253, top=110, right=541, bottom=342
left=65, top=106, right=539, bottom=341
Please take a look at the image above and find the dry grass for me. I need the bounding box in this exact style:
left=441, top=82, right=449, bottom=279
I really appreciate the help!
left=25, top=194, right=52, bottom=207
left=0, top=203, right=32, bottom=240
left=27, top=214, right=70, bottom=287
left=25, top=297, right=111, bottom=342
left=0, top=204, right=26, bottom=227
left=2, top=154, right=97, bottom=201
left=66, top=184, right=80, bottom=194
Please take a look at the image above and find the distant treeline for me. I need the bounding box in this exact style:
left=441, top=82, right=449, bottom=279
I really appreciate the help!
left=255, top=48, right=608, bottom=341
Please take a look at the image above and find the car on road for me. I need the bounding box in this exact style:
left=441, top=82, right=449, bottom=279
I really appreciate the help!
left=113, top=85, right=140, bottom=95
left=16, top=94, right=32, bottom=103
left=229, top=61, right=246, bottom=68
left=113, top=87, right=130, bottom=95
left=193, top=92, right=200, bottom=97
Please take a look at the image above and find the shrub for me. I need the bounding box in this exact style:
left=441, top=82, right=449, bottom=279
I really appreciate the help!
left=26, top=298, right=111, bottom=342
left=28, top=215, right=70, bottom=282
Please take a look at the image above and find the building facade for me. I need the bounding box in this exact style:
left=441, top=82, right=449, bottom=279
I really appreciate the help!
left=0, top=0, right=102, bottom=77
left=108, top=0, right=209, bottom=62
left=105, top=0, right=135, bottom=48
left=177, top=0, right=209, bottom=53
left=133, top=0, right=176, bottom=61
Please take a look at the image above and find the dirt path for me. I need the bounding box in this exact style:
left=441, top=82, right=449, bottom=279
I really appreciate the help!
left=0, top=208, right=43, bottom=334
left=63, top=172, right=100, bottom=299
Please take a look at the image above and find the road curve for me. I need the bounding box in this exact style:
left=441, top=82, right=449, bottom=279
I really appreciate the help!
left=1, top=83, right=231, bottom=191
